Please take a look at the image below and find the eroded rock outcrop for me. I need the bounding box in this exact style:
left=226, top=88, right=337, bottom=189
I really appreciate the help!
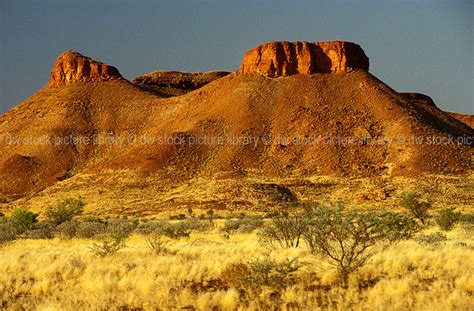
left=239, top=41, right=369, bottom=77
left=49, top=51, right=122, bottom=86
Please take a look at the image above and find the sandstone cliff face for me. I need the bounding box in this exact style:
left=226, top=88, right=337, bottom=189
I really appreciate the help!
left=49, top=51, right=122, bottom=86
left=239, top=41, right=369, bottom=77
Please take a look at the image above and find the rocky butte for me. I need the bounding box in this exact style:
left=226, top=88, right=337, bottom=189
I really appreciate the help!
left=239, top=41, right=369, bottom=77
left=49, top=50, right=122, bottom=86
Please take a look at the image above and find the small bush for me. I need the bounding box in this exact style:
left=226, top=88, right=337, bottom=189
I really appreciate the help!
left=401, top=192, right=432, bottom=225
left=459, top=213, right=474, bottom=224
left=222, top=215, right=263, bottom=235
left=145, top=234, right=169, bottom=255
left=45, top=198, right=85, bottom=226
left=169, top=213, right=186, bottom=220
left=221, top=256, right=303, bottom=293
left=135, top=221, right=165, bottom=235
left=304, top=204, right=418, bottom=287
left=436, top=208, right=461, bottom=231
left=77, top=221, right=107, bottom=238
left=9, top=209, right=38, bottom=234
left=257, top=210, right=306, bottom=248
left=415, top=232, right=447, bottom=245
left=0, top=221, right=16, bottom=245
left=160, top=221, right=190, bottom=239
left=90, top=236, right=127, bottom=257
left=25, top=223, right=53, bottom=239
left=184, top=217, right=215, bottom=232
left=55, top=221, right=80, bottom=239
left=106, top=219, right=138, bottom=239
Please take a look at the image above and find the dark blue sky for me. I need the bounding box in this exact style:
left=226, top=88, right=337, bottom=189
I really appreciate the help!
left=1, top=0, right=472, bottom=114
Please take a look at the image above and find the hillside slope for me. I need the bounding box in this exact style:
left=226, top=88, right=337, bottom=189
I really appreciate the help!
left=0, top=43, right=472, bottom=212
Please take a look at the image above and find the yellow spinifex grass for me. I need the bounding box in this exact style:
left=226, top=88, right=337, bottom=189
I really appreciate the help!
left=0, top=228, right=472, bottom=310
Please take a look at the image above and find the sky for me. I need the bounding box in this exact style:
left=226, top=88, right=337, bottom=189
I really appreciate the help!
left=0, top=0, right=472, bottom=114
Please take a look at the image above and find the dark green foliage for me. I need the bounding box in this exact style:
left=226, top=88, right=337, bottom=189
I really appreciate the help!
left=401, top=192, right=432, bottom=225
left=45, top=198, right=85, bottom=226
left=379, top=211, right=420, bottom=241
left=9, top=208, right=38, bottom=234
left=435, top=208, right=461, bottom=231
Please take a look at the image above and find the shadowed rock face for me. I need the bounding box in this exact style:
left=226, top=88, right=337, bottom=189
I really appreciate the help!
left=239, top=41, right=369, bottom=77
left=49, top=51, right=122, bottom=86
left=400, top=93, right=437, bottom=107
left=132, top=70, right=229, bottom=96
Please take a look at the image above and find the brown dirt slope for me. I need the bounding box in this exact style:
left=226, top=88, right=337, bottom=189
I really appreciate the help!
left=0, top=48, right=472, bottom=211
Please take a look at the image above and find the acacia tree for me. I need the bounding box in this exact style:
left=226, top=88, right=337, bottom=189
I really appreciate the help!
left=303, top=204, right=418, bottom=287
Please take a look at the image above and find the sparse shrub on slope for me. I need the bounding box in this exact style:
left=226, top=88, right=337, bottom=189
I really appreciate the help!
left=9, top=208, right=38, bottom=234
left=435, top=207, right=461, bottom=231
left=401, top=191, right=432, bottom=225
left=303, top=204, right=418, bottom=287
left=45, top=198, right=85, bottom=227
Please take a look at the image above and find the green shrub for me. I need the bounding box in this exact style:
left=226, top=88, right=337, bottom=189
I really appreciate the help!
left=436, top=208, right=461, bottom=231
left=184, top=217, right=215, bottom=232
left=45, top=198, right=85, bottom=226
left=303, top=204, right=417, bottom=287
left=24, top=223, right=54, bottom=239
left=135, top=221, right=165, bottom=235
left=55, top=221, right=80, bottom=239
left=106, top=219, right=138, bottom=239
left=89, top=236, right=127, bottom=257
left=257, top=210, right=306, bottom=248
left=160, top=221, right=190, bottom=239
left=379, top=211, right=420, bottom=241
left=0, top=221, right=16, bottom=245
left=221, top=256, right=302, bottom=292
left=401, top=192, right=432, bottom=225
left=459, top=213, right=474, bottom=224
left=9, top=208, right=38, bottom=234
left=222, top=215, right=263, bottom=235
left=76, top=221, right=107, bottom=238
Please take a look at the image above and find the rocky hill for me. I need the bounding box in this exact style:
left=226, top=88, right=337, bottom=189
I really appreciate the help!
left=0, top=41, right=472, bottom=214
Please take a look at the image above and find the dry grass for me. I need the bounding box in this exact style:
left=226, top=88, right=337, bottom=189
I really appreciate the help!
left=0, top=224, right=473, bottom=310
